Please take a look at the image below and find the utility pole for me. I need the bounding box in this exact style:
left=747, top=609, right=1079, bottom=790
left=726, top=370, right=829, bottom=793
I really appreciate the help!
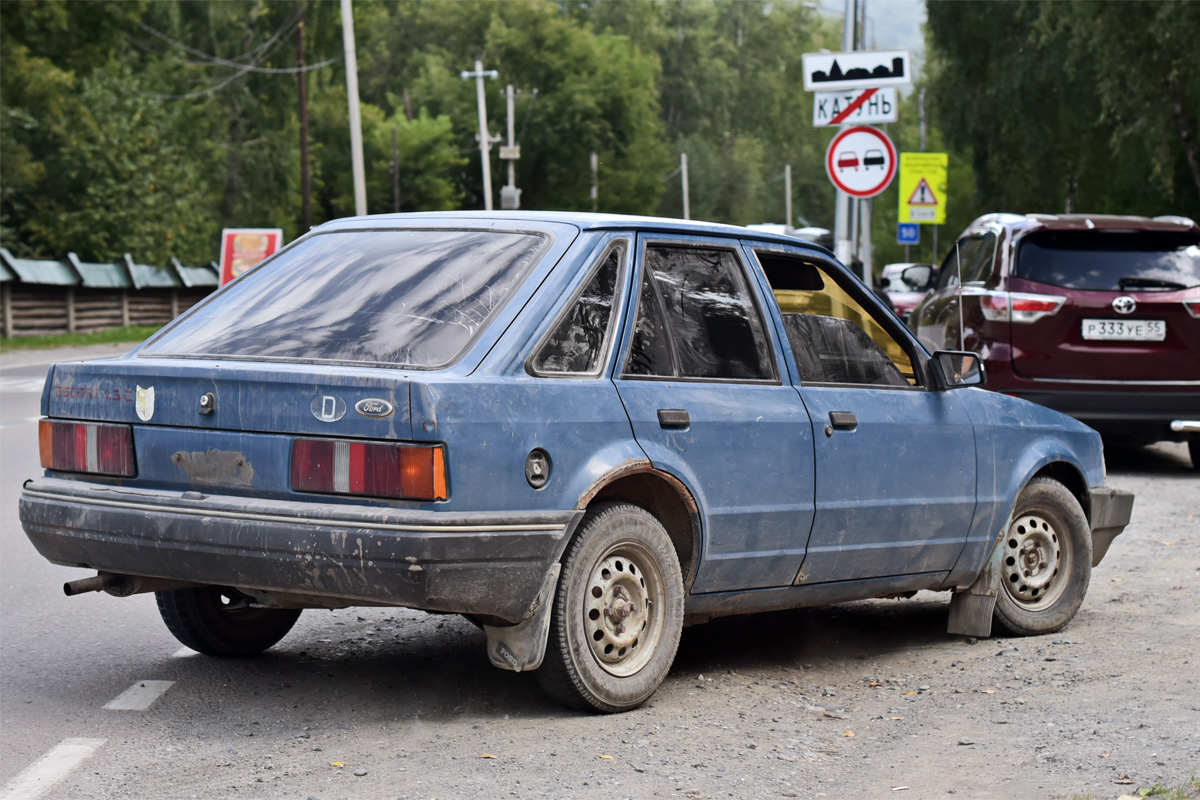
left=832, top=0, right=855, bottom=265
left=784, top=164, right=793, bottom=233
left=680, top=153, right=691, bottom=220
left=340, top=0, right=367, bottom=216
left=296, top=7, right=311, bottom=230
left=499, top=84, right=521, bottom=210
left=590, top=151, right=599, bottom=212
left=461, top=60, right=499, bottom=210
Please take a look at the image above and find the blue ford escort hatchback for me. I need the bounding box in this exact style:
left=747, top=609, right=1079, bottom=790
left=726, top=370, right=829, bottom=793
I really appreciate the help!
left=21, top=213, right=1133, bottom=712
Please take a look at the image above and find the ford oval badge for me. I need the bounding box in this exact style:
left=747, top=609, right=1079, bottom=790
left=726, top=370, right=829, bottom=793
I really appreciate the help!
left=355, top=398, right=394, bottom=418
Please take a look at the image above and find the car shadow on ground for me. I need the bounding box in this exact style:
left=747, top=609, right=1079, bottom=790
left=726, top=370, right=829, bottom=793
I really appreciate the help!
left=1102, top=441, right=1193, bottom=475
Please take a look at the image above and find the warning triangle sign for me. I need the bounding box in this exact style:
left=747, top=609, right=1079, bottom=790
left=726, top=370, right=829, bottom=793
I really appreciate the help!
left=908, top=178, right=938, bottom=206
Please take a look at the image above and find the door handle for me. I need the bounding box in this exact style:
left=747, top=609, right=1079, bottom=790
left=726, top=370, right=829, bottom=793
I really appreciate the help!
left=657, top=409, right=690, bottom=429
left=825, top=411, right=858, bottom=436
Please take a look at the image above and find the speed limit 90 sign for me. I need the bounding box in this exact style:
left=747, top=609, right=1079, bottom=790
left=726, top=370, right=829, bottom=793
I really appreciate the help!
left=824, top=125, right=897, bottom=198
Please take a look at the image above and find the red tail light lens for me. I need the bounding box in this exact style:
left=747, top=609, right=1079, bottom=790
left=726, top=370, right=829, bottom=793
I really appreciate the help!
left=1184, top=299, right=1200, bottom=318
left=39, top=420, right=135, bottom=477
left=979, top=291, right=1065, bottom=323
left=291, top=439, right=447, bottom=501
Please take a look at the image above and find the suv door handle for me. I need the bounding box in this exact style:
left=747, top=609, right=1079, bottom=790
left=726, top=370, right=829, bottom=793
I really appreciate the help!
left=657, top=409, right=690, bottom=429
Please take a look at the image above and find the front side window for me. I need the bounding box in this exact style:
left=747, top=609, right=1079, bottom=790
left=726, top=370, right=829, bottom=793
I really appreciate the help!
left=142, top=229, right=548, bottom=369
left=624, top=245, right=774, bottom=381
left=760, top=252, right=917, bottom=388
left=530, top=242, right=625, bottom=375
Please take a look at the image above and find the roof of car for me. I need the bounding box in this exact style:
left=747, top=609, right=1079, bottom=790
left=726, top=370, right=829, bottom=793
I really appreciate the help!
left=967, top=212, right=1199, bottom=237
left=314, top=211, right=834, bottom=253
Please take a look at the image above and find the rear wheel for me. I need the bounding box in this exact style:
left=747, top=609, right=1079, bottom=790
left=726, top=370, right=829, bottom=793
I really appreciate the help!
left=1188, top=438, right=1199, bottom=470
left=993, top=478, right=1092, bottom=636
left=536, top=503, right=684, bottom=713
left=156, top=586, right=301, bottom=656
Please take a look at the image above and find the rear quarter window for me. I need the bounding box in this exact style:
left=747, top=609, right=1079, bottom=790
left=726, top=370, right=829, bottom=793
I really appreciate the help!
left=1015, top=230, right=1200, bottom=291
left=142, top=229, right=548, bottom=368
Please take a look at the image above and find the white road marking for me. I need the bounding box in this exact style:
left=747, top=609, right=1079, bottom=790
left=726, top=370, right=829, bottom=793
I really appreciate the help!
left=0, top=738, right=105, bottom=800
left=103, top=680, right=176, bottom=711
left=0, top=377, right=46, bottom=394
left=172, top=647, right=199, bottom=658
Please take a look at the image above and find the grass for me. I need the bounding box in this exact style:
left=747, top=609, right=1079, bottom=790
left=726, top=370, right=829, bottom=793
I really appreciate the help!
left=0, top=325, right=162, bottom=353
left=1070, top=777, right=1200, bottom=800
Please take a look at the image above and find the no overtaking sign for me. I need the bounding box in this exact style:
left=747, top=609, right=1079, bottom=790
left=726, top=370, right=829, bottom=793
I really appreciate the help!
left=824, top=126, right=897, bottom=199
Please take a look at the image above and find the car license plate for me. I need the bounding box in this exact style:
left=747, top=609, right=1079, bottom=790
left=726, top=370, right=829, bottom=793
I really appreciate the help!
left=1081, top=319, right=1166, bottom=341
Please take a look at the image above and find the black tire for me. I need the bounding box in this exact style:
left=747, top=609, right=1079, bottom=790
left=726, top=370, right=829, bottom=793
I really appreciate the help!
left=993, top=478, right=1092, bottom=636
left=536, top=503, right=685, bottom=713
left=1188, top=438, right=1199, bottom=470
left=156, top=586, right=301, bottom=656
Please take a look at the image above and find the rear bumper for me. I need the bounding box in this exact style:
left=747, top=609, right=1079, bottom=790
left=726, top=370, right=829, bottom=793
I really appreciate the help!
left=1088, top=486, right=1135, bottom=567
left=20, top=477, right=580, bottom=624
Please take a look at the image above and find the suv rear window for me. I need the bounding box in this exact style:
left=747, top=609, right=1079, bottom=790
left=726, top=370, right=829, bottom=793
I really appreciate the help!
left=1014, top=230, right=1200, bottom=291
left=143, top=229, right=547, bottom=368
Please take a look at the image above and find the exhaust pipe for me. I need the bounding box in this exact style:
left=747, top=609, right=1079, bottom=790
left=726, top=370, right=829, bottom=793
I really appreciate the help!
left=63, top=573, right=202, bottom=597
left=63, top=574, right=118, bottom=596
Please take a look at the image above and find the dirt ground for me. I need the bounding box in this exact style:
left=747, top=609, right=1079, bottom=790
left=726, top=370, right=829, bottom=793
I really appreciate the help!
left=34, top=441, right=1194, bottom=800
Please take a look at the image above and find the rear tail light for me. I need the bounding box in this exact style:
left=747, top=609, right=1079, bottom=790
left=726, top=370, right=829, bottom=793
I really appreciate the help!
left=979, top=291, right=1066, bottom=323
left=39, top=420, right=135, bottom=477
left=291, top=439, right=447, bottom=501
left=1185, top=299, right=1200, bottom=318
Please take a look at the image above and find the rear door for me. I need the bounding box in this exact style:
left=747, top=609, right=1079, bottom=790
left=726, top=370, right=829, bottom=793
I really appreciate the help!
left=613, top=234, right=815, bottom=593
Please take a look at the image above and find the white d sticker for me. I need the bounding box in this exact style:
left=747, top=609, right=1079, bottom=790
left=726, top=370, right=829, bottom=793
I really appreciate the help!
left=311, top=394, right=346, bottom=423
left=135, top=385, right=155, bottom=421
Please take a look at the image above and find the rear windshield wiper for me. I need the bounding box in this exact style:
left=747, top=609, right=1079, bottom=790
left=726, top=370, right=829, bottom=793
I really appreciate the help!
left=1117, top=276, right=1190, bottom=291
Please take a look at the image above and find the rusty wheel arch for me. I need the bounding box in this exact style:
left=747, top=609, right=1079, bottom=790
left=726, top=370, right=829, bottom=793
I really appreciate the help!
left=578, top=462, right=701, bottom=591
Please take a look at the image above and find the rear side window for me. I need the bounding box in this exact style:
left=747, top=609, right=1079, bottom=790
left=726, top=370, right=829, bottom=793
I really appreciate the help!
left=1015, top=231, right=1200, bottom=290
left=938, top=233, right=995, bottom=288
left=530, top=242, right=624, bottom=375
left=142, top=229, right=547, bottom=368
left=624, top=245, right=774, bottom=381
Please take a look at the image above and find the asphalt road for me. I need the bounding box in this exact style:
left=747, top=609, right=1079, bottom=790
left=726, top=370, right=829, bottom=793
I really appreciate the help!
left=1, top=345, right=1196, bottom=800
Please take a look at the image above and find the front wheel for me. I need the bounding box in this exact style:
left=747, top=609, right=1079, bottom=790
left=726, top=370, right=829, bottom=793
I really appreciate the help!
left=536, top=503, right=685, bottom=713
left=993, top=478, right=1092, bottom=636
left=156, top=586, right=301, bottom=656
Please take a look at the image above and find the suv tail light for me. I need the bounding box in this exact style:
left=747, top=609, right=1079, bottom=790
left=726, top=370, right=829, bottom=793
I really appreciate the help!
left=39, top=420, right=136, bottom=477
left=291, top=439, right=447, bottom=501
left=979, top=291, right=1066, bottom=323
left=1185, top=299, right=1200, bottom=318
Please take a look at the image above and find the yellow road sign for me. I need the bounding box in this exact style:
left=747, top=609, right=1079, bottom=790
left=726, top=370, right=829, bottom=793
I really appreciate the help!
left=898, top=153, right=947, bottom=225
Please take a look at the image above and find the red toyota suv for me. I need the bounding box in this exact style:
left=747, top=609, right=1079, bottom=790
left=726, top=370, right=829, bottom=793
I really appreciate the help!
left=908, top=213, right=1200, bottom=468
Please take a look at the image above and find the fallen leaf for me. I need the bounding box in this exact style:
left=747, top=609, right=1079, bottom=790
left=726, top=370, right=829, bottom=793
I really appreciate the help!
left=1112, top=578, right=1125, bottom=583
left=980, top=689, right=996, bottom=694
left=480, top=753, right=498, bottom=759
left=1101, top=753, right=1111, bottom=758
left=868, top=681, right=883, bottom=687
left=1161, top=541, right=1173, bottom=546
left=889, top=716, right=904, bottom=721
left=330, top=762, right=345, bottom=768
left=842, top=730, right=855, bottom=738
left=598, top=754, right=613, bottom=760
left=903, top=691, right=917, bottom=695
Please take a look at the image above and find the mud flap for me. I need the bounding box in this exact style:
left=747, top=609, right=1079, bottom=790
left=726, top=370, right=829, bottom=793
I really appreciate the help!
left=483, top=564, right=561, bottom=672
left=947, top=530, right=1004, bottom=638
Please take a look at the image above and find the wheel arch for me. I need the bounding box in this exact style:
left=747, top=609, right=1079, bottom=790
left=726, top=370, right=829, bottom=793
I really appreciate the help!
left=578, top=465, right=701, bottom=592
left=1030, top=460, right=1090, bottom=520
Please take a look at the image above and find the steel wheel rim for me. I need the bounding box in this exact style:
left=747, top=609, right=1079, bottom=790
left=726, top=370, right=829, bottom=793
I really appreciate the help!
left=1002, top=512, right=1070, bottom=609
left=582, top=540, right=665, bottom=677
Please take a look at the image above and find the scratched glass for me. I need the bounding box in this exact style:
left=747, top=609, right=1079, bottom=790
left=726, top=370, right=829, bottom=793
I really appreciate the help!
left=143, top=230, right=547, bottom=368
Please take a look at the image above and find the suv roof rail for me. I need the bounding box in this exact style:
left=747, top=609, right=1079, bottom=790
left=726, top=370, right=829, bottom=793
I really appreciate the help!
left=1151, top=215, right=1197, bottom=227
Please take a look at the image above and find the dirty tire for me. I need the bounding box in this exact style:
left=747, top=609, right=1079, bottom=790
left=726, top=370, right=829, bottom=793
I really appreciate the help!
left=536, top=503, right=684, bottom=713
left=993, top=478, right=1092, bottom=637
left=156, top=586, right=301, bottom=656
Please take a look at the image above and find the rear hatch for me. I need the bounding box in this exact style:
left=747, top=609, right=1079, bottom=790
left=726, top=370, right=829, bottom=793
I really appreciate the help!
left=45, top=357, right=414, bottom=499
left=1008, top=228, right=1200, bottom=381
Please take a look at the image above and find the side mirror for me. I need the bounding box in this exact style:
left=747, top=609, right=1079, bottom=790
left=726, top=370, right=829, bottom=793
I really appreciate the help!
left=901, top=264, right=933, bottom=290
left=930, top=350, right=986, bottom=390
left=878, top=276, right=892, bottom=289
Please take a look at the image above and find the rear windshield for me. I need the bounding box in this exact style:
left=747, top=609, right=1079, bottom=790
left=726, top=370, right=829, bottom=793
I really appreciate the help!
left=1014, top=230, right=1200, bottom=291
left=143, top=229, right=547, bottom=368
